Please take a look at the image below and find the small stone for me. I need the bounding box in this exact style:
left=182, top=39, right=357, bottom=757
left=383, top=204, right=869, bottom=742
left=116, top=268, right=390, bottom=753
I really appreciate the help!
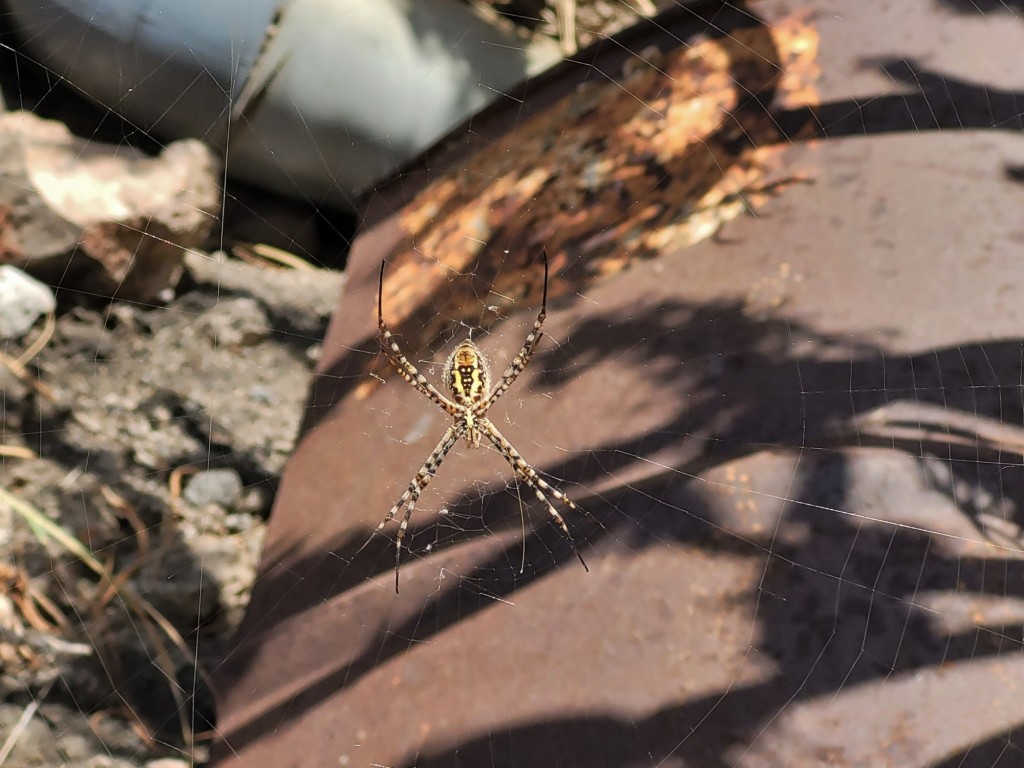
left=145, top=759, right=191, bottom=768
left=56, top=732, right=92, bottom=760
left=184, top=469, right=243, bottom=508
left=248, top=384, right=274, bottom=404
left=84, top=757, right=137, bottom=768
left=0, top=265, right=55, bottom=337
left=224, top=512, right=258, bottom=533
left=197, top=297, right=271, bottom=347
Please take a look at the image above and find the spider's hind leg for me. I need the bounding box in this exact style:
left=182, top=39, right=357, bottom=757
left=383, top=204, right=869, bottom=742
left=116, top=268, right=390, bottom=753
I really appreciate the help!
left=359, top=425, right=462, bottom=593
left=528, top=483, right=589, bottom=572
left=479, top=418, right=590, bottom=572
left=395, top=495, right=420, bottom=592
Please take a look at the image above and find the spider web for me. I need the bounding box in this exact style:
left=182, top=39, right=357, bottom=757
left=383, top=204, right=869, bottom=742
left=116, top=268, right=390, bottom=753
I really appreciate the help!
left=0, top=2, right=1023, bottom=768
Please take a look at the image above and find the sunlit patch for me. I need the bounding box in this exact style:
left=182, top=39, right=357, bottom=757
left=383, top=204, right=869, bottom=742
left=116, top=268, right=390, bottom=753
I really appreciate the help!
left=384, top=12, right=820, bottom=311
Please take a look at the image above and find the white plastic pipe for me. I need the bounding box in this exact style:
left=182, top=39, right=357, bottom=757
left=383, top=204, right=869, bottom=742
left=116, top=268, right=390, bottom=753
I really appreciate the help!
left=7, top=0, right=560, bottom=209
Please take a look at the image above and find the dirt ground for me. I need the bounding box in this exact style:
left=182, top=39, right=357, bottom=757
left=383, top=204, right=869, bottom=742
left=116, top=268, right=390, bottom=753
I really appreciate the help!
left=0, top=249, right=343, bottom=766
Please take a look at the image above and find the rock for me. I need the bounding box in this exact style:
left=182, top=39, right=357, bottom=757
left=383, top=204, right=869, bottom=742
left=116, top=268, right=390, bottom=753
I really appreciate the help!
left=224, top=511, right=259, bottom=532
left=184, top=468, right=243, bottom=508
left=0, top=702, right=145, bottom=767
left=0, top=265, right=55, bottom=336
left=46, top=290, right=310, bottom=485
left=184, top=250, right=344, bottom=338
left=56, top=731, right=93, bottom=761
left=0, top=111, right=220, bottom=302
left=196, top=296, right=271, bottom=347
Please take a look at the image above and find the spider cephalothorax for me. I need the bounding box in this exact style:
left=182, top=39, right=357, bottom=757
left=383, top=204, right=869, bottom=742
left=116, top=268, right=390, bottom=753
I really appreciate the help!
left=367, top=251, right=588, bottom=592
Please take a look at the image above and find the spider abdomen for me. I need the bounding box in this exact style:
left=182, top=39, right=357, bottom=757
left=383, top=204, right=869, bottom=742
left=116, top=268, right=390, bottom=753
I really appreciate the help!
left=445, top=339, right=491, bottom=406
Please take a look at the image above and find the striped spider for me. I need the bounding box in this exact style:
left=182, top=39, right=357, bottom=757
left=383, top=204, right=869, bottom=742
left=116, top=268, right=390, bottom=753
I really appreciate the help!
left=369, top=251, right=588, bottom=592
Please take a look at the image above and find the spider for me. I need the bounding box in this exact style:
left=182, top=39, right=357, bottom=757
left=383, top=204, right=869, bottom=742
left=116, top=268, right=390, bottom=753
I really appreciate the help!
left=367, top=251, right=588, bottom=592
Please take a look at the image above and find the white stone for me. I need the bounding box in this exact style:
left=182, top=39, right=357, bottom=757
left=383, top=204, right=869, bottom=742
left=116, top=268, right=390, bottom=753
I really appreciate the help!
left=0, top=265, right=55, bottom=337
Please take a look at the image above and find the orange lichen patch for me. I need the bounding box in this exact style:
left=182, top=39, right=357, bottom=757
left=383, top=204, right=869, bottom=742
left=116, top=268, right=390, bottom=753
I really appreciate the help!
left=771, top=10, right=822, bottom=110
left=389, top=43, right=733, bottom=295
left=374, top=14, right=820, bottom=375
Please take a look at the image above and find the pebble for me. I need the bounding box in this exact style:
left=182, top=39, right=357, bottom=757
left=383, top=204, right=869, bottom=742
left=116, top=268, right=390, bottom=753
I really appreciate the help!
left=184, top=468, right=244, bottom=508
left=0, top=265, right=55, bottom=337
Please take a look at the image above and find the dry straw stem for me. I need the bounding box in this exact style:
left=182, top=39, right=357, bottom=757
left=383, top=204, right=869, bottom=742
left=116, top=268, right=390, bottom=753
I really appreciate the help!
left=233, top=242, right=317, bottom=271
left=0, top=311, right=57, bottom=401
left=0, top=483, right=213, bottom=752
left=0, top=680, right=54, bottom=766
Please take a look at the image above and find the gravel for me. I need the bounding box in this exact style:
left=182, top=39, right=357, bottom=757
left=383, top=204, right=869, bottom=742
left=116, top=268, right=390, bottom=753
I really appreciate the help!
left=0, top=252, right=342, bottom=766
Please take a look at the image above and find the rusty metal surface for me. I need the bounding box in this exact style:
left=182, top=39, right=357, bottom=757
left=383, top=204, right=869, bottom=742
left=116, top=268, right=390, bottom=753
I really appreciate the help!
left=211, top=1, right=1024, bottom=766
left=348, top=2, right=815, bottom=403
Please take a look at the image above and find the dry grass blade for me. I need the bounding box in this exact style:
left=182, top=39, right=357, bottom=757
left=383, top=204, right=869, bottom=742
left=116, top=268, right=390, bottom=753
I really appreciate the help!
left=168, top=465, right=199, bottom=518
left=11, top=568, right=69, bottom=632
left=0, top=680, right=53, bottom=766
left=1, top=486, right=212, bottom=753
left=234, top=242, right=317, bottom=271
left=1, top=487, right=105, bottom=576
left=14, top=310, right=56, bottom=369
left=99, top=484, right=150, bottom=559
left=131, top=598, right=194, bottom=750
left=556, top=0, right=577, bottom=55
left=0, top=445, right=36, bottom=459
left=0, top=311, right=57, bottom=401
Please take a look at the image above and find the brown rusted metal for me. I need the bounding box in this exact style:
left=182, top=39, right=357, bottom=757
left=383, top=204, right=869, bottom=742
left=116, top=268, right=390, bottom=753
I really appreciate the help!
left=349, top=3, right=818, bottom=405
left=211, top=1, right=1024, bottom=766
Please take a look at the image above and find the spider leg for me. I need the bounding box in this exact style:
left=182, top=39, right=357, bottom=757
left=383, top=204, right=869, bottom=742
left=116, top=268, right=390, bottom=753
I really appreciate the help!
left=479, top=418, right=588, bottom=572
left=360, top=424, right=463, bottom=592
left=378, top=259, right=460, bottom=417
left=480, top=250, right=548, bottom=413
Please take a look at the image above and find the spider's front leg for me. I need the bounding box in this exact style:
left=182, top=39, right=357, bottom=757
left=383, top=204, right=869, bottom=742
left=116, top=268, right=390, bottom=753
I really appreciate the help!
left=377, top=258, right=460, bottom=417
left=361, top=424, right=463, bottom=592
left=481, top=250, right=549, bottom=413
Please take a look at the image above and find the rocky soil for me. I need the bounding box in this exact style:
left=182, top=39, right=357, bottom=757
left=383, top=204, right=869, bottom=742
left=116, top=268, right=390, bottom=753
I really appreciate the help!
left=0, top=248, right=343, bottom=767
